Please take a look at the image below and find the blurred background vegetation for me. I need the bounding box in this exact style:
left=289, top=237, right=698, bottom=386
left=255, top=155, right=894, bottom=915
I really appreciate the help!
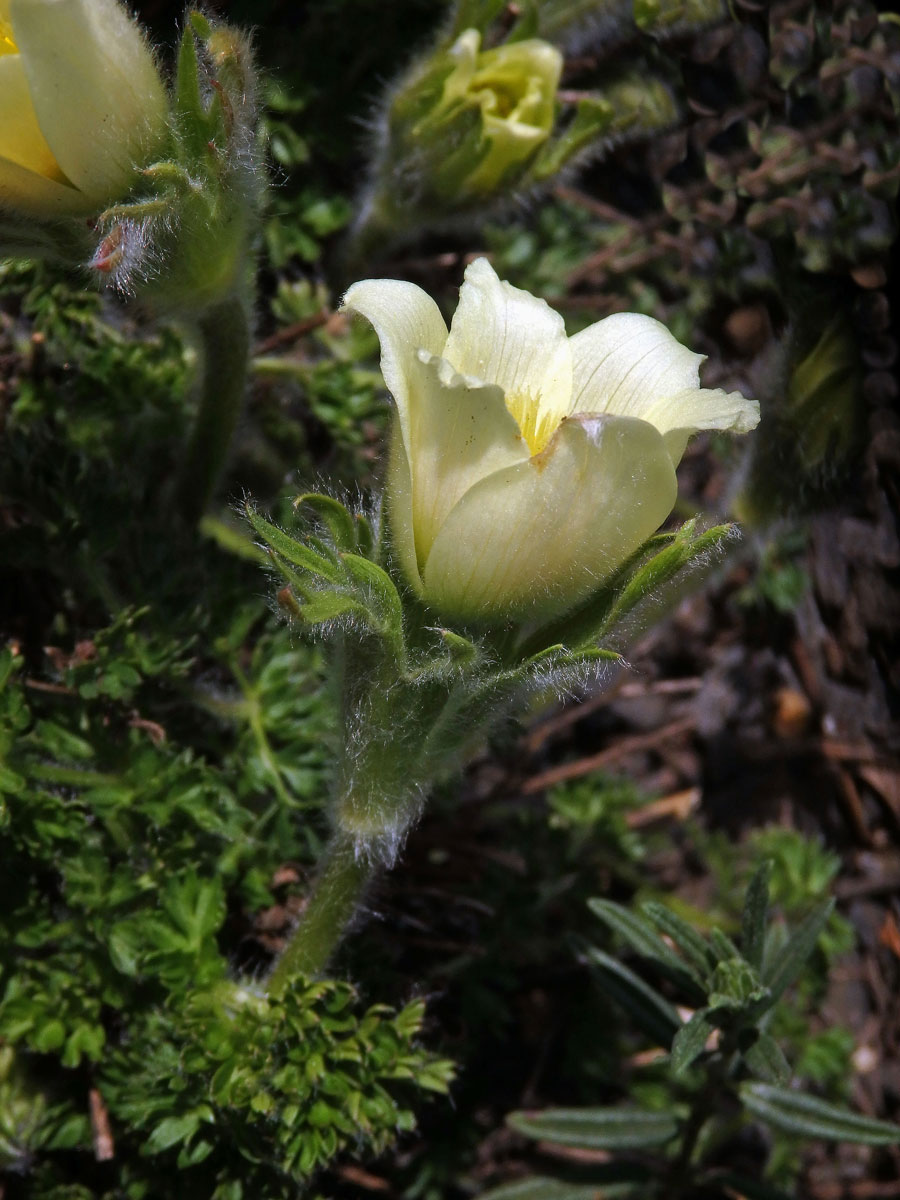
left=1, top=1, right=898, bottom=1197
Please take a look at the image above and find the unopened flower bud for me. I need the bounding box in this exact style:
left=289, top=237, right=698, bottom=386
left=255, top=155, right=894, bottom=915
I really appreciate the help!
left=358, top=28, right=561, bottom=244
left=418, top=28, right=562, bottom=200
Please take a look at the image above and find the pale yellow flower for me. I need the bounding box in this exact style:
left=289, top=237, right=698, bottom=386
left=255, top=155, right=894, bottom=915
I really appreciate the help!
left=0, top=0, right=167, bottom=217
left=344, top=259, right=759, bottom=622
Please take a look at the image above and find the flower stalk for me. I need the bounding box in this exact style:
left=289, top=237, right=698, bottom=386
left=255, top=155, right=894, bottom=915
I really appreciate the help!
left=267, top=832, right=376, bottom=993
left=177, top=294, right=252, bottom=525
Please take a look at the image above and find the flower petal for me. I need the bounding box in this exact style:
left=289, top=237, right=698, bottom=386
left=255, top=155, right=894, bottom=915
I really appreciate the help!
left=0, top=55, right=67, bottom=181
left=569, top=312, right=704, bottom=422
left=341, top=277, right=449, bottom=457
left=443, top=258, right=573, bottom=452
left=409, top=351, right=527, bottom=567
left=423, top=412, right=677, bottom=620
left=645, top=386, right=761, bottom=465
left=570, top=312, right=759, bottom=465
left=342, top=278, right=450, bottom=593
left=384, top=415, right=422, bottom=596
left=472, top=39, right=562, bottom=129
left=465, top=112, right=546, bottom=193
left=11, top=0, right=167, bottom=201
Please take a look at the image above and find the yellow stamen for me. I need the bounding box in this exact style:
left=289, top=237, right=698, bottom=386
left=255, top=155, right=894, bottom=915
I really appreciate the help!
left=505, top=388, right=558, bottom=457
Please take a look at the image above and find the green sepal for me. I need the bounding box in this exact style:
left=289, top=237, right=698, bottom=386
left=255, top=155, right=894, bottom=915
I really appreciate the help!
left=297, top=592, right=371, bottom=627
left=340, top=554, right=402, bottom=612
left=340, top=554, right=406, bottom=661
left=740, top=1083, right=900, bottom=1146
left=761, top=898, right=834, bottom=1009
left=435, top=629, right=481, bottom=666
left=522, top=642, right=567, bottom=666
left=584, top=946, right=682, bottom=1046
left=671, top=1008, right=713, bottom=1075
left=643, top=901, right=717, bottom=978
left=507, top=1105, right=679, bottom=1150
left=141, top=162, right=201, bottom=199
left=740, top=860, right=771, bottom=971
left=525, top=644, right=621, bottom=672
left=597, top=520, right=734, bottom=642
left=244, top=505, right=343, bottom=584
left=354, top=513, right=375, bottom=557
left=739, top=1030, right=791, bottom=1086
left=588, top=899, right=706, bottom=997
left=304, top=533, right=337, bottom=562
left=531, top=97, right=616, bottom=181
left=530, top=76, right=676, bottom=183
left=176, top=22, right=203, bottom=117
left=265, top=551, right=318, bottom=601
left=188, top=9, right=212, bottom=39
left=294, top=493, right=359, bottom=553
left=175, top=23, right=214, bottom=164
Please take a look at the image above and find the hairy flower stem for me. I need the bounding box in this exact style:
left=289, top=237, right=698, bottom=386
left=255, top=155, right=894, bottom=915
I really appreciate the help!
left=177, top=293, right=251, bottom=524
left=267, top=832, right=377, bottom=994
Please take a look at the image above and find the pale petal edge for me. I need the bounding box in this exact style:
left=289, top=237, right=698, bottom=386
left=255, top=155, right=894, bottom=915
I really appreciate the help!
left=568, top=311, right=704, bottom=423
left=651, top=387, right=760, bottom=466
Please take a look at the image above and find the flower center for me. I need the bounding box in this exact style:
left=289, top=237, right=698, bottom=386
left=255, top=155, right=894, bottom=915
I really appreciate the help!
left=0, top=20, right=17, bottom=55
left=505, top=387, right=557, bottom=457
left=472, top=81, right=520, bottom=120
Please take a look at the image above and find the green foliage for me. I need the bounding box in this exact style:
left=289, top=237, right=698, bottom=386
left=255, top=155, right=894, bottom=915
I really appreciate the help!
left=102, top=981, right=453, bottom=1189
left=736, top=529, right=809, bottom=614
left=486, top=865, right=898, bottom=1199
left=0, top=621, right=451, bottom=1194
left=546, top=774, right=647, bottom=862
left=508, top=1106, right=678, bottom=1150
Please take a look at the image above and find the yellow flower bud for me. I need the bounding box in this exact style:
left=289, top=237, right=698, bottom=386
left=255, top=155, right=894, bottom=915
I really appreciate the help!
left=0, top=0, right=167, bottom=217
left=344, top=259, right=760, bottom=623
left=438, top=29, right=562, bottom=196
